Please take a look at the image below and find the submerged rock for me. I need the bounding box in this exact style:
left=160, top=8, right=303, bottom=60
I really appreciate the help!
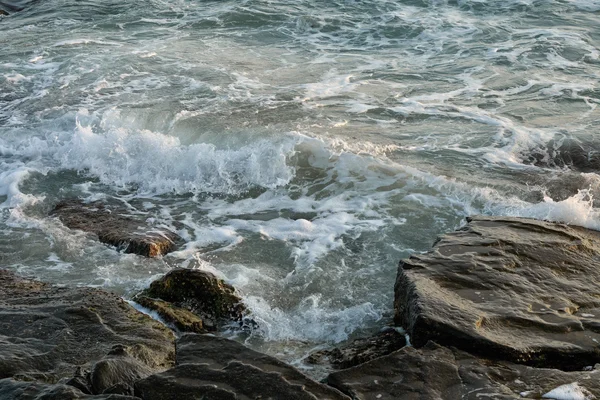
left=326, top=341, right=600, bottom=400
left=0, top=269, right=175, bottom=383
left=50, top=199, right=181, bottom=257
left=134, top=334, right=350, bottom=400
left=394, top=216, right=600, bottom=370
left=137, top=268, right=245, bottom=331
left=307, top=328, right=407, bottom=370
left=531, top=138, right=600, bottom=173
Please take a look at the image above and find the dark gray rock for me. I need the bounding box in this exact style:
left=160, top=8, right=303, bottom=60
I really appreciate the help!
left=327, top=342, right=465, bottom=400
left=531, top=138, right=600, bottom=172
left=101, top=382, right=135, bottom=396
left=90, top=346, right=153, bottom=395
left=50, top=199, right=181, bottom=257
left=0, top=378, right=140, bottom=399
left=394, top=216, right=600, bottom=370
left=327, top=341, right=600, bottom=400
left=134, top=334, right=350, bottom=400
left=64, top=371, right=92, bottom=394
left=0, top=0, right=41, bottom=13
left=0, top=269, right=175, bottom=383
left=307, top=328, right=407, bottom=370
left=137, top=268, right=245, bottom=331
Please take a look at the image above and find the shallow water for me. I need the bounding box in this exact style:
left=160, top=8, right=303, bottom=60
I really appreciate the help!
left=1, top=0, right=599, bottom=375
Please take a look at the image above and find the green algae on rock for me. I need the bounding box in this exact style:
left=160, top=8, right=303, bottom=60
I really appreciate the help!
left=134, top=296, right=205, bottom=334
left=137, top=268, right=245, bottom=331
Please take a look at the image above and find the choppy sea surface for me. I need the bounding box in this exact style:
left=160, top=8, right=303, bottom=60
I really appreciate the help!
left=1, top=0, right=599, bottom=374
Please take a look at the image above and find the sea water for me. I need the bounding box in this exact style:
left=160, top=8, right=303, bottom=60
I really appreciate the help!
left=0, top=0, right=599, bottom=374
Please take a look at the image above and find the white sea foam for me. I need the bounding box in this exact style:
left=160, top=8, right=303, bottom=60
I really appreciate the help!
left=53, top=39, right=122, bottom=47
left=50, top=109, right=297, bottom=195
left=244, top=295, right=382, bottom=343
left=542, top=382, right=596, bottom=400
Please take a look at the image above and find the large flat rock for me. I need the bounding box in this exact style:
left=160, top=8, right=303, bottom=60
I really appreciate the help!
left=50, top=199, right=181, bottom=257
left=134, top=334, right=350, bottom=400
left=326, top=341, right=600, bottom=400
left=0, top=270, right=175, bottom=383
left=394, top=216, right=600, bottom=369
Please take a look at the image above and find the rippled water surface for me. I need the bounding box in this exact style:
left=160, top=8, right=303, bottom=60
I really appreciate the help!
left=1, top=0, right=599, bottom=373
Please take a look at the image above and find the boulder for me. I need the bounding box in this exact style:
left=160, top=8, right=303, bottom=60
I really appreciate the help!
left=326, top=341, right=600, bottom=400
left=137, top=268, right=245, bottom=331
left=307, top=328, right=407, bottom=370
left=89, top=346, right=154, bottom=395
left=394, top=216, right=600, bottom=370
left=50, top=199, right=181, bottom=257
left=134, top=334, right=350, bottom=400
left=0, top=269, right=175, bottom=383
left=0, top=9, right=8, bottom=15
left=0, top=378, right=140, bottom=399
left=134, top=296, right=205, bottom=333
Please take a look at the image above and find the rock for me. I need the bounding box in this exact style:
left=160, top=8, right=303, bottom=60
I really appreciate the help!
left=138, top=268, right=245, bottom=331
left=0, top=0, right=39, bottom=13
left=101, top=382, right=135, bottom=396
left=0, top=9, right=8, bottom=16
left=326, top=341, right=600, bottom=400
left=89, top=346, right=153, bottom=395
left=326, top=342, right=465, bottom=400
left=50, top=199, right=181, bottom=257
left=0, top=378, right=140, bottom=399
left=531, top=138, right=600, bottom=172
left=0, top=269, right=175, bottom=383
left=134, top=296, right=205, bottom=333
left=307, top=328, right=407, bottom=370
left=134, top=334, right=350, bottom=400
left=394, top=216, right=600, bottom=370
left=64, top=369, right=92, bottom=394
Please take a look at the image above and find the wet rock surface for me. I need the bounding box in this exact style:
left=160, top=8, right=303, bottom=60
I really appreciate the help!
left=531, top=138, right=600, bottom=172
left=0, top=378, right=141, bottom=399
left=0, top=0, right=40, bottom=13
left=89, top=346, right=154, bottom=395
left=134, top=296, right=205, bottom=333
left=137, top=268, right=245, bottom=331
left=135, top=333, right=350, bottom=400
left=394, top=216, right=600, bottom=370
left=50, top=199, right=181, bottom=257
left=326, top=341, right=600, bottom=400
left=0, top=269, right=175, bottom=383
left=307, top=328, right=407, bottom=370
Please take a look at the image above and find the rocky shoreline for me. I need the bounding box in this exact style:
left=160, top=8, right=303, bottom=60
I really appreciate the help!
left=1, top=201, right=600, bottom=399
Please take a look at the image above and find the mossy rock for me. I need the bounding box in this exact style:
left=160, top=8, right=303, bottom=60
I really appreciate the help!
left=135, top=296, right=205, bottom=333
left=139, top=268, right=245, bottom=331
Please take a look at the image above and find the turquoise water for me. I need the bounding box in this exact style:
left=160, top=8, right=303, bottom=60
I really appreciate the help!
left=1, top=0, right=599, bottom=371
